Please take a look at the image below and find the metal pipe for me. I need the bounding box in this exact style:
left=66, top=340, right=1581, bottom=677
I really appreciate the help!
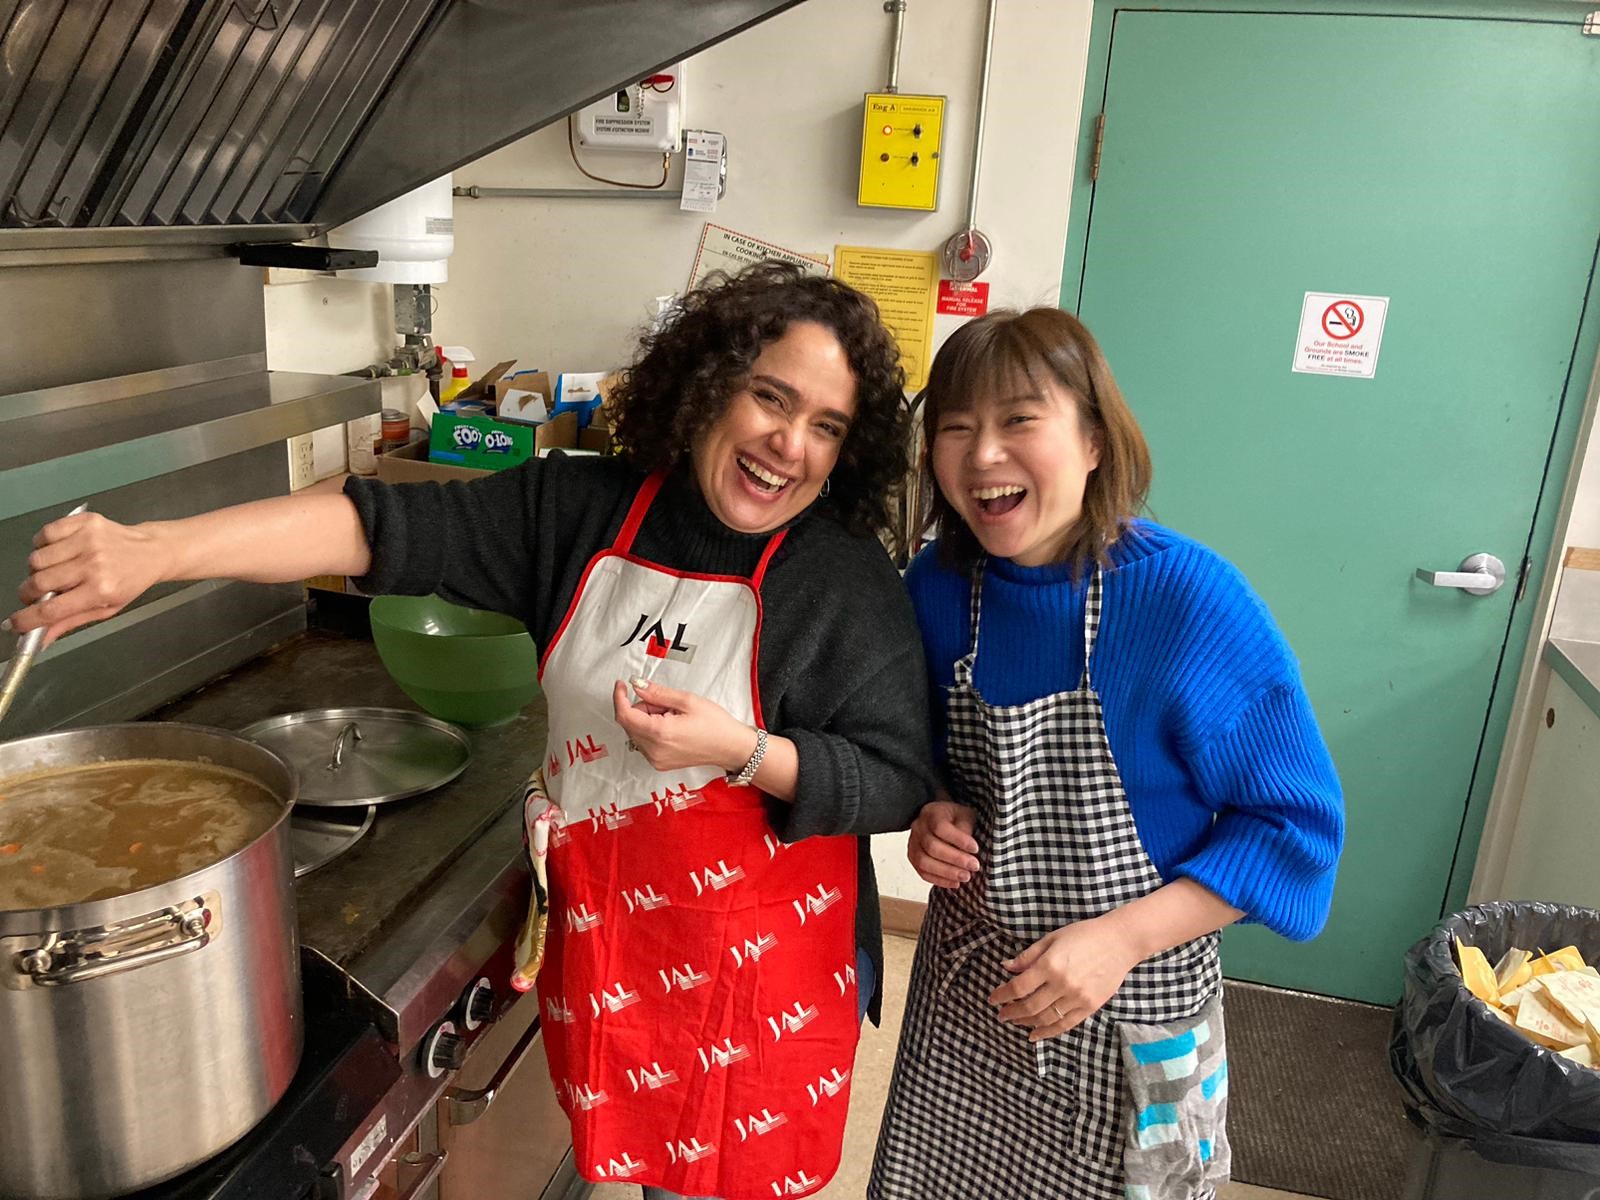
left=453, top=185, right=683, bottom=201
left=966, top=0, right=999, bottom=230
left=884, top=0, right=907, bottom=94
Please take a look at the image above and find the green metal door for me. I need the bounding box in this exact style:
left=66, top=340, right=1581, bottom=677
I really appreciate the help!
left=1066, top=6, right=1600, bottom=1003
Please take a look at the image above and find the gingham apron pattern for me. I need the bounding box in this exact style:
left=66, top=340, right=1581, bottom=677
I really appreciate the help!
left=536, top=472, right=860, bottom=1200
left=871, top=563, right=1225, bottom=1200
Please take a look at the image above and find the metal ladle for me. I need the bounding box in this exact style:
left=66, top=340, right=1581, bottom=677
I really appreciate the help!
left=0, top=503, right=90, bottom=726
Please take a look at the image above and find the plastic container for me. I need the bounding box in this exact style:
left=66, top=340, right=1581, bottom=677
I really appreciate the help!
left=379, top=409, right=411, bottom=454
left=368, top=595, right=541, bottom=728
left=327, top=174, right=454, bottom=284
left=439, top=364, right=471, bottom=406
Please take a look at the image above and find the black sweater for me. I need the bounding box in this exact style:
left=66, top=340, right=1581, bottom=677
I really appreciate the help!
left=344, top=454, right=933, bottom=1022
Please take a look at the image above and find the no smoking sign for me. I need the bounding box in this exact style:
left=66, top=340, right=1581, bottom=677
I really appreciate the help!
left=1294, top=291, right=1389, bottom=378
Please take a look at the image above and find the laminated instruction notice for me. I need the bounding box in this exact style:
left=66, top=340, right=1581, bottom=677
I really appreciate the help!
left=832, top=245, right=939, bottom=390
left=687, top=223, right=829, bottom=291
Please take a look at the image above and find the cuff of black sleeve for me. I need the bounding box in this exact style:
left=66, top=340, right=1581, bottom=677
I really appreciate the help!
left=766, top=728, right=861, bottom=843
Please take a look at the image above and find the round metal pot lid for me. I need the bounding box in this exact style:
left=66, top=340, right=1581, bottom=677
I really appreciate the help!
left=290, top=805, right=377, bottom=877
left=239, top=707, right=471, bottom=807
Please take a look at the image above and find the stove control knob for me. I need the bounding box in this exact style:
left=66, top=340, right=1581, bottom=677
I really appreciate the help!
left=424, top=1020, right=466, bottom=1078
left=464, top=977, right=497, bottom=1030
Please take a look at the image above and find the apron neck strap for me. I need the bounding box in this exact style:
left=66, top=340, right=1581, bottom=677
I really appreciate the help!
left=613, top=468, right=788, bottom=585
left=963, top=559, right=1105, bottom=690
left=751, top=529, right=789, bottom=589
left=614, top=469, right=671, bottom=555
left=1080, top=566, right=1104, bottom=689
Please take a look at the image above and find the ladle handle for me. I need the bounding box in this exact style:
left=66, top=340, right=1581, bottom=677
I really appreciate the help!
left=0, top=502, right=89, bottom=724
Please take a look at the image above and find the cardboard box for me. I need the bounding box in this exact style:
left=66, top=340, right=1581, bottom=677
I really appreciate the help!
left=375, top=412, right=592, bottom=485
left=455, top=359, right=517, bottom=405
left=493, top=370, right=553, bottom=425
left=430, top=413, right=536, bottom=471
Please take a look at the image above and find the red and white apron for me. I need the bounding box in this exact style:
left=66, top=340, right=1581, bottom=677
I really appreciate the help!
left=535, top=471, right=860, bottom=1200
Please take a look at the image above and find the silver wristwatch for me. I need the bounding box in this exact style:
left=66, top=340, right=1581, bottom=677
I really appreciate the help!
left=727, top=728, right=768, bottom=787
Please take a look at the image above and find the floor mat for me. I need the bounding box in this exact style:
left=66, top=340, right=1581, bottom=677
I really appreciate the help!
left=1226, top=980, right=1418, bottom=1200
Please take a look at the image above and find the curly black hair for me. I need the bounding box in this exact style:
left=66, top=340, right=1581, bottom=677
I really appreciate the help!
left=609, top=261, right=910, bottom=537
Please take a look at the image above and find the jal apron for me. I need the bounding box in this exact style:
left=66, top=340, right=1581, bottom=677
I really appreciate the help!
left=871, top=564, right=1230, bottom=1200
left=535, top=471, right=860, bottom=1200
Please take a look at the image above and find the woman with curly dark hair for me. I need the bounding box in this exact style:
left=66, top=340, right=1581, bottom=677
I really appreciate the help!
left=12, top=262, right=934, bottom=1200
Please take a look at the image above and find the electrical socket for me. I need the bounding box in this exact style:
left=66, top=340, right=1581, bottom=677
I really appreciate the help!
left=288, top=434, right=316, bottom=491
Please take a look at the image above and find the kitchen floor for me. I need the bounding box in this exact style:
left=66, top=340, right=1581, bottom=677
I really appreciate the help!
left=590, top=934, right=1312, bottom=1200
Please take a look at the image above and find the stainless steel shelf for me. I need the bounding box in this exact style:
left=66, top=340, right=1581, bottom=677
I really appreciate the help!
left=0, top=367, right=379, bottom=521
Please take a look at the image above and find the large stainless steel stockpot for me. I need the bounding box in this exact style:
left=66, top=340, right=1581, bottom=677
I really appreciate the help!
left=0, top=724, right=302, bottom=1199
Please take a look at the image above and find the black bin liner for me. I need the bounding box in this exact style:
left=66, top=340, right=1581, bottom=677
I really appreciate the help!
left=1391, top=900, right=1600, bottom=1173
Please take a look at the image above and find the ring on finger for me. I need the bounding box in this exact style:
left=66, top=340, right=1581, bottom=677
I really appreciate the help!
left=1051, top=1001, right=1065, bottom=1021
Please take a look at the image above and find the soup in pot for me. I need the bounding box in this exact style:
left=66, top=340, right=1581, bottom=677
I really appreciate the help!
left=0, top=758, right=284, bottom=910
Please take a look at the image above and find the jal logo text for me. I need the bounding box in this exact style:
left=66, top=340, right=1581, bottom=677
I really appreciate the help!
left=734, top=1108, right=788, bottom=1142
left=621, top=613, right=697, bottom=663
left=729, top=931, right=778, bottom=968
left=764, top=833, right=787, bottom=860
left=834, top=961, right=857, bottom=997
left=652, top=782, right=704, bottom=815
left=589, top=803, right=633, bottom=834
left=565, top=903, right=602, bottom=933
left=588, top=982, right=640, bottom=1017
left=660, top=962, right=712, bottom=993
left=667, top=1137, right=716, bottom=1165
left=627, top=1061, right=680, bottom=1092
left=566, top=735, right=608, bottom=767
left=766, top=1000, right=819, bottom=1042
left=545, top=997, right=575, bottom=1024
left=567, top=1081, right=609, bottom=1111
left=595, top=1153, right=645, bottom=1179
left=792, top=883, right=842, bottom=925
left=807, top=1067, right=851, bottom=1106
left=622, top=884, right=671, bottom=914
left=697, top=1038, right=751, bottom=1072
left=691, top=860, right=746, bottom=897
left=772, top=1172, right=822, bottom=1196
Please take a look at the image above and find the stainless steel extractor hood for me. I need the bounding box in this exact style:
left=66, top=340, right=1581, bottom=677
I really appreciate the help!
left=1, top=0, right=806, bottom=235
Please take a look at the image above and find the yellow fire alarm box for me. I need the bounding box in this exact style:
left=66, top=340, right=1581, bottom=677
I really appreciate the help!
left=858, top=93, right=945, bottom=211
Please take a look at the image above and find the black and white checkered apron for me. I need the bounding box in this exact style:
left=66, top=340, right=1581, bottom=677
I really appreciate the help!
left=871, top=564, right=1228, bottom=1200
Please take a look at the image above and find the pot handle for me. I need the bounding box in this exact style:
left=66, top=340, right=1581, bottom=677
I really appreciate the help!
left=7, top=894, right=219, bottom=988
left=443, top=1019, right=543, bottom=1126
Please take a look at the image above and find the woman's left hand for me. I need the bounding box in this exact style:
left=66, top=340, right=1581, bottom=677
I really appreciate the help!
left=612, top=678, right=757, bottom=775
left=988, top=916, right=1144, bottom=1041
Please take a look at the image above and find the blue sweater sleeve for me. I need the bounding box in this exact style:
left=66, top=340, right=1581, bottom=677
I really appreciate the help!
left=1176, top=683, right=1343, bottom=940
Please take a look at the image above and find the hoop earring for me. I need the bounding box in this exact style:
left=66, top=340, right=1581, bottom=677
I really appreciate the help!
left=820, top=476, right=832, bottom=498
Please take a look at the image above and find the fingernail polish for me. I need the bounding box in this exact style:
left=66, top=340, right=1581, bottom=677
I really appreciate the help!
left=630, top=676, right=650, bottom=691
left=0, top=618, right=11, bottom=633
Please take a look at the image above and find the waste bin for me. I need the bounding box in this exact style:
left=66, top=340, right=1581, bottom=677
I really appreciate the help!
left=1391, top=901, right=1600, bottom=1199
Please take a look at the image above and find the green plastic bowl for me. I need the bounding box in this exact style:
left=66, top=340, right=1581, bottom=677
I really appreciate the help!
left=368, top=594, right=541, bottom=728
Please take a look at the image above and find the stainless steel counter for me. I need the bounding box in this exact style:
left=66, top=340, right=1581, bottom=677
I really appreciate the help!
left=1546, top=637, right=1600, bottom=720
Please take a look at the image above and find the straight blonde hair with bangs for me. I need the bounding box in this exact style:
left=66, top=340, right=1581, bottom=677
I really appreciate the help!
left=919, top=307, right=1152, bottom=575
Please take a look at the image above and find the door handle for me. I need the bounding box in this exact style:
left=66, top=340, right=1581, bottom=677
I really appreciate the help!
left=1415, top=553, right=1506, bottom=596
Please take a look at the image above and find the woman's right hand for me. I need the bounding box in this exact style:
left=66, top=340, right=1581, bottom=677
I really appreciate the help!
left=9, top=512, right=167, bottom=647
left=908, top=796, right=981, bottom=888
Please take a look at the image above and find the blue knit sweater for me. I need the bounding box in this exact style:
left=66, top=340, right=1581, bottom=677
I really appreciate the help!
left=905, top=521, right=1343, bottom=942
